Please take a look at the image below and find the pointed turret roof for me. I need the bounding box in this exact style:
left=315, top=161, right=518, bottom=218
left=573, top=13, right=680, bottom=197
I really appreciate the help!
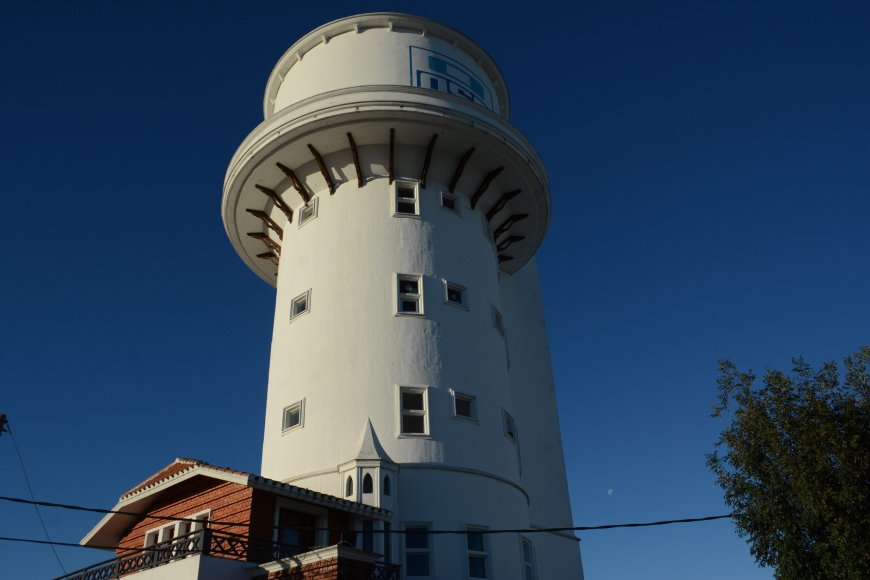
left=352, top=419, right=395, bottom=464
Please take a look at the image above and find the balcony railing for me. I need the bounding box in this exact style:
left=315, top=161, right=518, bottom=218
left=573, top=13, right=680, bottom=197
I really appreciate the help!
left=56, top=529, right=400, bottom=580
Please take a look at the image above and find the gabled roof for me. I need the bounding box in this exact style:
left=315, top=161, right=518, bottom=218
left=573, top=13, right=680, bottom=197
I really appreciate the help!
left=82, top=457, right=390, bottom=549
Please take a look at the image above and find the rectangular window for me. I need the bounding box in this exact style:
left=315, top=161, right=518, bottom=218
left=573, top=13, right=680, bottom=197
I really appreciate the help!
left=440, top=191, right=459, bottom=214
left=521, top=537, right=537, bottom=580
left=451, top=389, right=477, bottom=421
left=503, top=410, right=516, bottom=442
left=400, top=387, right=428, bottom=435
left=361, top=520, right=374, bottom=553
left=397, top=274, right=423, bottom=315
left=290, top=290, right=311, bottom=320
left=395, top=181, right=419, bottom=216
left=466, top=527, right=488, bottom=578
left=144, top=511, right=208, bottom=549
left=278, top=508, right=318, bottom=551
left=444, top=280, right=467, bottom=309
left=298, top=197, right=318, bottom=226
left=491, top=305, right=506, bottom=337
left=282, top=400, right=304, bottom=432
left=384, top=522, right=392, bottom=563
left=405, top=524, right=431, bottom=577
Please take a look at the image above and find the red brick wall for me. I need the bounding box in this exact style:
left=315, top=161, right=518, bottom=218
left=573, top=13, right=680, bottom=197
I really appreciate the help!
left=116, top=476, right=255, bottom=555
left=264, top=557, right=379, bottom=580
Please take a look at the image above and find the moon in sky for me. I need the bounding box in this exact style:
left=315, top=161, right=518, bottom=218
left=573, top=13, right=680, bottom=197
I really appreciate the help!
left=607, top=489, right=614, bottom=496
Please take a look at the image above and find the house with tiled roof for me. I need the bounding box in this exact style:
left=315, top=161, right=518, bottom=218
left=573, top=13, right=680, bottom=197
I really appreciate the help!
left=60, top=458, right=397, bottom=580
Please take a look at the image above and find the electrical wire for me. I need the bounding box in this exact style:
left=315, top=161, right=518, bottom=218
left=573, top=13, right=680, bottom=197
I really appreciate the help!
left=3, top=423, right=66, bottom=573
left=0, top=494, right=732, bottom=535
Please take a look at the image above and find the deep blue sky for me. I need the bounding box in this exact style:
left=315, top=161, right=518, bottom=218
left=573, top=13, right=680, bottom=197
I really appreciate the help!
left=2, top=2, right=868, bottom=578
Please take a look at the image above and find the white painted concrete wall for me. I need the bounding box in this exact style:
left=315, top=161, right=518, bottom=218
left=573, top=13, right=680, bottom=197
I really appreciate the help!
left=127, top=555, right=250, bottom=580
left=222, top=12, right=583, bottom=580
left=266, top=13, right=507, bottom=118
left=501, top=260, right=585, bottom=578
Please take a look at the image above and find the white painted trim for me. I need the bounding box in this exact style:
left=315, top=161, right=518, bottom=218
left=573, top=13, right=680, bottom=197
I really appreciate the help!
left=281, top=399, right=305, bottom=433
left=397, top=385, right=430, bottom=437
left=289, top=289, right=312, bottom=321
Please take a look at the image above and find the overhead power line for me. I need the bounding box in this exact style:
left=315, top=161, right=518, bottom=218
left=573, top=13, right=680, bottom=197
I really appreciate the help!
left=0, top=494, right=732, bottom=536
left=2, top=418, right=66, bottom=573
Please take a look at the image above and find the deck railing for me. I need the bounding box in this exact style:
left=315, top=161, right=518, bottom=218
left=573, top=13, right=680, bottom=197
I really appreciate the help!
left=56, top=529, right=399, bottom=580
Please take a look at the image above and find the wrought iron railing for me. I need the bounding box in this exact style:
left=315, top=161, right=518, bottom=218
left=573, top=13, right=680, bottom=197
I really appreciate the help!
left=56, top=529, right=399, bottom=580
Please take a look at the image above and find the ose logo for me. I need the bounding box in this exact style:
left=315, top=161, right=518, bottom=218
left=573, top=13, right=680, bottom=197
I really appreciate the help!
left=409, top=47, right=493, bottom=112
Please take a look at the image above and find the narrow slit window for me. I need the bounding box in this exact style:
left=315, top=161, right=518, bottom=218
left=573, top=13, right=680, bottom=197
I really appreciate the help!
left=362, top=473, right=374, bottom=494
left=492, top=305, right=506, bottom=337
left=346, top=475, right=354, bottom=497
left=521, top=537, right=537, bottom=580
left=503, top=410, right=516, bottom=442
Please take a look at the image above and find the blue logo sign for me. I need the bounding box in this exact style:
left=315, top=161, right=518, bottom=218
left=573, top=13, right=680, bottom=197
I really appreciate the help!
left=409, top=47, right=494, bottom=111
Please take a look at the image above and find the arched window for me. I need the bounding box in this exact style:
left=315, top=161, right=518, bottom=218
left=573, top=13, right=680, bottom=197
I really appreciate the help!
left=383, top=475, right=392, bottom=496
left=345, top=475, right=353, bottom=497
left=363, top=473, right=373, bottom=494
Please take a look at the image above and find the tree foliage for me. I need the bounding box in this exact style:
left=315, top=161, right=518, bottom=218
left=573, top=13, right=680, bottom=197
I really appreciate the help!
left=708, top=346, right=870, bottom=579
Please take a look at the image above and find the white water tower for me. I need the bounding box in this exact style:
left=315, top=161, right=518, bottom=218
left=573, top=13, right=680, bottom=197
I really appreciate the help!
left=222, top=13, right=583, bottom=579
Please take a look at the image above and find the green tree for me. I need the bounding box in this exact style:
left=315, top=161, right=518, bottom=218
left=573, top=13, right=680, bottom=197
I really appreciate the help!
left=708, top=346, right=870, bottom=579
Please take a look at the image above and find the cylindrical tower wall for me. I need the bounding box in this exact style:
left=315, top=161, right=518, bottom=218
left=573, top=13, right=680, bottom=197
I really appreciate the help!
left=222, top=12, right=583, bottom=579
left=262, top=150, right=518, bottom=487
left=265, top=13, right=508, bottom=118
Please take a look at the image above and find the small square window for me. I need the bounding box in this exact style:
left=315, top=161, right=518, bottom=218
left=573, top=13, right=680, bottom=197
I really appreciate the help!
left=444, top=281, right=467, bottom=309
left=440, top=191, right=459, bottom=214
left=400, top=387, right=428, bottom=435
left=283, top=400, right=304, bottom=432
left=298, top=197, right=318, bottom=227
left=503, top=410, right=516, bottom=442
left=395, top=181, right=419, bottom=216
left=397, top=274, right=423, bottom=315
left=290, top=290, right=311, bottom=320
left=492, top=306, right=506, bottom=336
left=451, top=390, right=477, bottom=421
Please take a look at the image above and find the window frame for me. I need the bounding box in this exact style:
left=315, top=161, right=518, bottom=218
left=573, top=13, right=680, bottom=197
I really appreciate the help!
left=143, top=510, right=209, bottom=549
left=503, top=409, right=517, bottom=442
left=491, top=305, right=506, bottom=337
left=282, top=399, right=305, bottom=433
left=404, top=523, right=433, bottom=577
left=450, top=389, right=478, bottom=423
left=439, top=191, right=460, bottom=215
left=297, top=196, right=318, bottom=227
left=399, top=386, right=429, bottom=437
left=274, top=499, right=328, bottom=549
left=396, top=274, right=424, bottom=316
left=520, top=536, right=537, bottom=580
left=443, top=280, right=468, bottom=310
left=393, top=180, right=420, bottom=217
left=465, top=526, right=489, bottom=579
left=289, top=289, right=311, bottom=321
